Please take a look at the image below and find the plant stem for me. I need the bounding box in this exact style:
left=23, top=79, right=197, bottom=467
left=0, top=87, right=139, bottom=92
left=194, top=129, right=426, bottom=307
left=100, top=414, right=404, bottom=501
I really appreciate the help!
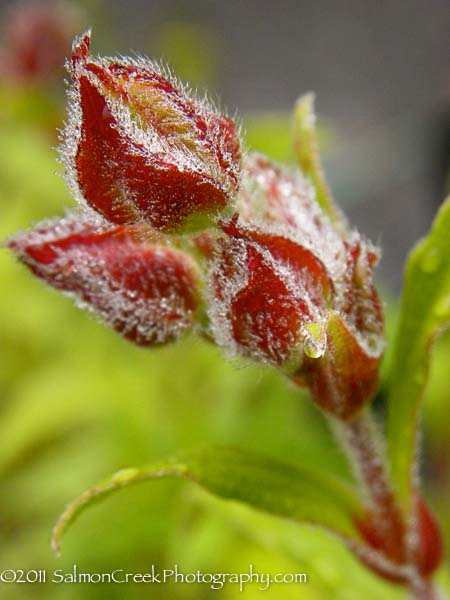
left=408, top=575, right=442, bottom=600
left=330, top=408, right=405, bottom=560
left=329, top=408, right=444, bottom=599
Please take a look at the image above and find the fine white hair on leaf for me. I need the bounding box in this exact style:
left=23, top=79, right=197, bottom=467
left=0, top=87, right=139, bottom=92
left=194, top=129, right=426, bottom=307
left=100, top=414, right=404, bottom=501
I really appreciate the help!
left=59, top=41, right=242, bottom=226
left=9, top=213, right=199, bottom=346
left=206, top=153, right=384, bottom=365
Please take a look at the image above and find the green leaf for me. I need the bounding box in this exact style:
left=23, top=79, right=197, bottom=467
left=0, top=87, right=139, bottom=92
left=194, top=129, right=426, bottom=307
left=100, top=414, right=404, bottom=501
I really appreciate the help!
left=292, top=93, right=341, bottom=223
left=387, top=198, right=450, bottom=509
left=52, top=445, right=364, bottom=556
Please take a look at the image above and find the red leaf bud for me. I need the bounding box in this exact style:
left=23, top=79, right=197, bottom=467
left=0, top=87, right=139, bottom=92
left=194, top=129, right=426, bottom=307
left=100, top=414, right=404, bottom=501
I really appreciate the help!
left=209, top=218, right=332, bottom=367
left=414, top=496, right=444, bottom=577
left=237, top=153, right=325, bottom=233
left=355, top=495, right=444, bottom=582
left=209, top=155, right=384, bottom=418
left=63, top=32, right=241, bottom=232
left=8, top=214, right=201, bottom=346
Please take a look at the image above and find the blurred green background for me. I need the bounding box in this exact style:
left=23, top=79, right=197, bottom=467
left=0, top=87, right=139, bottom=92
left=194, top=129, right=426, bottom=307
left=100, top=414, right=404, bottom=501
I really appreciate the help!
left=0, top=1, right=449, bottom=598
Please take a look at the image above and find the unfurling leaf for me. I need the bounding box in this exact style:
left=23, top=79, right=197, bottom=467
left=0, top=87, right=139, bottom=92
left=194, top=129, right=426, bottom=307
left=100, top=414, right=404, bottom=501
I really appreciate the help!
left=51, top=445, right=365, bottom=556
left=387, top=198, right=450, bottom=509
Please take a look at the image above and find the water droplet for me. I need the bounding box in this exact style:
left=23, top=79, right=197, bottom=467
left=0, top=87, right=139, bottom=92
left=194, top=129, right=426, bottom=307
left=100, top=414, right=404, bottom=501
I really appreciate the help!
left=420, top=248, right=441, bottom=274
left=304, top=335, right=325, bottom=359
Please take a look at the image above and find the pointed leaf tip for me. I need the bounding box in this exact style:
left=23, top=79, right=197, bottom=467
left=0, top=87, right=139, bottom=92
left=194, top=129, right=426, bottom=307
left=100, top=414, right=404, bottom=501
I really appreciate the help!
left=71, top=30, right=91, bottom=67
left=293, top=93, right=341, bottom=224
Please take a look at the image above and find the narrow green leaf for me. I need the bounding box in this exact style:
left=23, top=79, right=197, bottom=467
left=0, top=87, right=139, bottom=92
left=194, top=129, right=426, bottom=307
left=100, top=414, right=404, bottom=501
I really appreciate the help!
left=293, top=93, right=341, bottom=223
left=52, top=445, right=364, bottom=555
left=387, top=198, right=450, bottom=509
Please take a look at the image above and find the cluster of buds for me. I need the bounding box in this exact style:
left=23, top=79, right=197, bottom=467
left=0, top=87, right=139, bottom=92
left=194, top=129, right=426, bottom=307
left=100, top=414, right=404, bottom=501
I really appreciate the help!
left=9, top=31, right=384, bottom=422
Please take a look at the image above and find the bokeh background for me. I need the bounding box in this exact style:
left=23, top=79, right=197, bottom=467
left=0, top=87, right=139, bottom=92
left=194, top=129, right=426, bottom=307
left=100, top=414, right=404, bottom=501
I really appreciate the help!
left=0, top=0, right=449, bottom=598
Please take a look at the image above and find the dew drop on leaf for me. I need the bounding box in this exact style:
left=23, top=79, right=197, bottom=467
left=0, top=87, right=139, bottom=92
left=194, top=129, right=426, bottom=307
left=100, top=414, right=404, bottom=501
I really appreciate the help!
left=303, top=335, right=325, bottom=359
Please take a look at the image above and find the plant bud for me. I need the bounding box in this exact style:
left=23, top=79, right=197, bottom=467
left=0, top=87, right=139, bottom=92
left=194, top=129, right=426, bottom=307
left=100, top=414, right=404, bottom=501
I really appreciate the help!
left=8, top=214, right=200, bottom=346
left=237, top=153, right=322, bottom=231
left=209, top=217, right=333, bottom=366
left=413, top=496, right=444, bottom=577
left=63, top=32, right=241, bottom=232
left=355, top=495, right=443, bottom=582
left=210, top=155, right=384, bottom=419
